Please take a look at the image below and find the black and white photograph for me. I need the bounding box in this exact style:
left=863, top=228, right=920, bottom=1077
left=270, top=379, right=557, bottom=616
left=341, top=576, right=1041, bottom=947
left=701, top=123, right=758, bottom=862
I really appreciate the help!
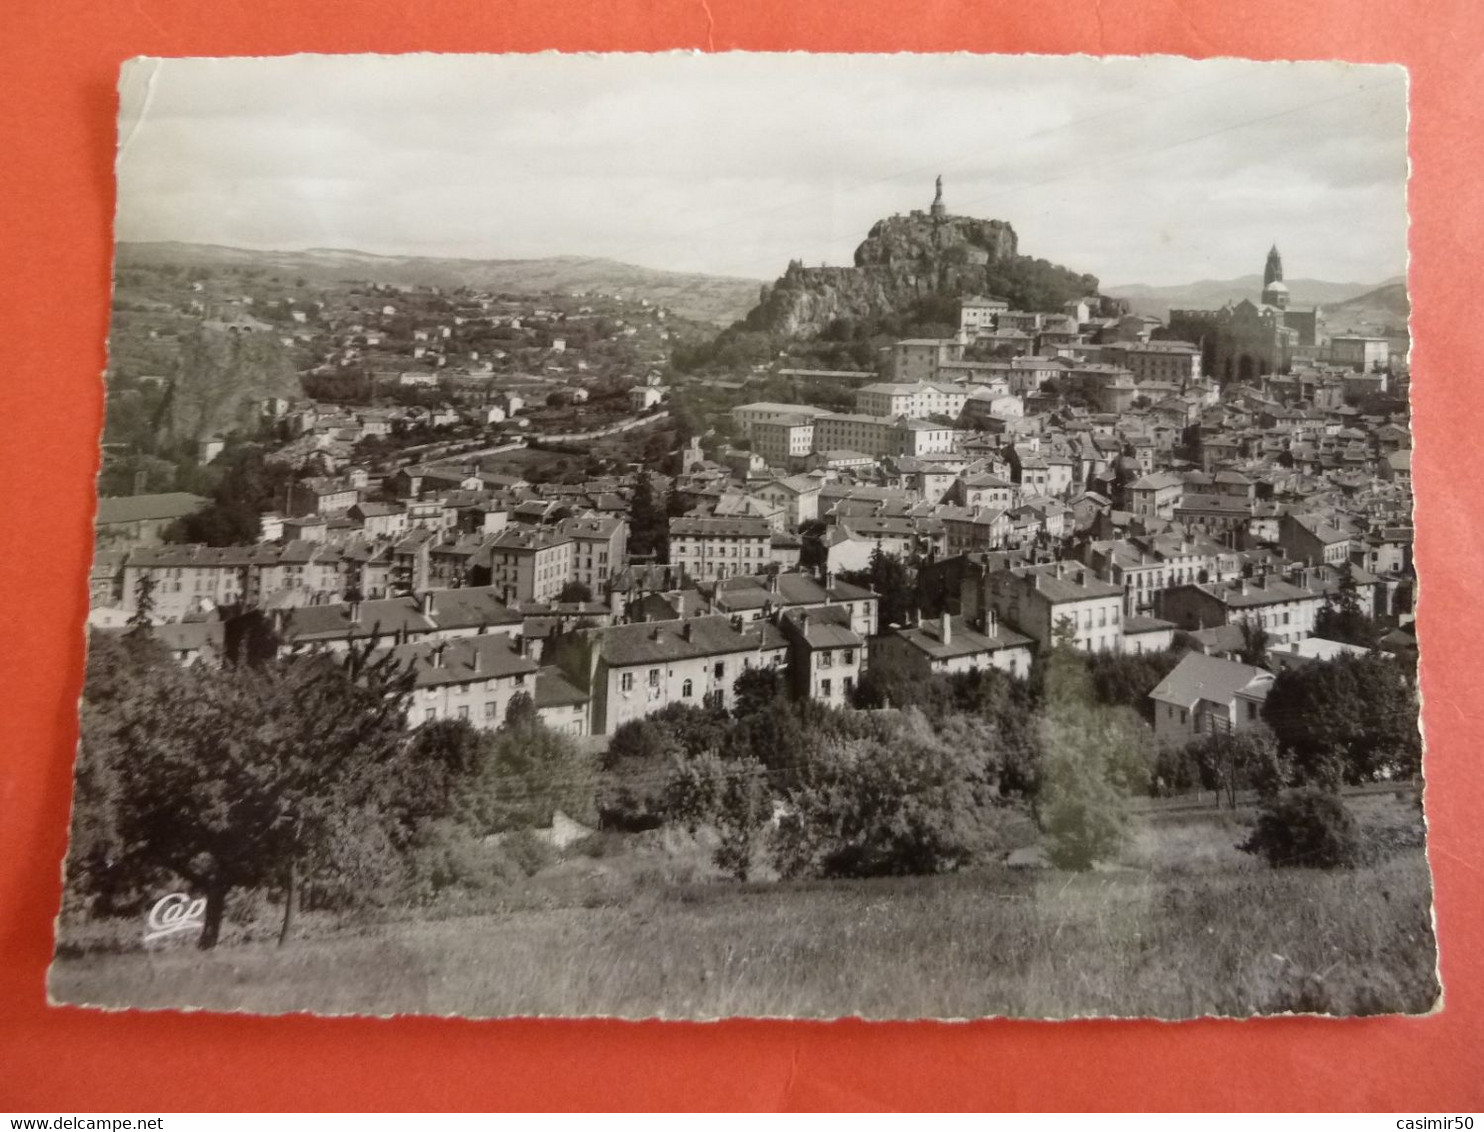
left=52, top=51, right=1433, bottom=1020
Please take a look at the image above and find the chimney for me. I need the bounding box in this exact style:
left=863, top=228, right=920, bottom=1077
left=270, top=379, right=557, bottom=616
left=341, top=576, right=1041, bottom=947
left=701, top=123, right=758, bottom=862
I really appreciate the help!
left=1238, top=578, right=1248, bottom=596
left=941, top=615, right=953, bottom=646
left=682, top=621, right=693, bottom=642
left=520, top=634, right=533, bottom=659
left=769, top=571, right=779, bottom=594
left=1076, top=569, right=1086, bottom=586
left=431, top=643, right=445, bottom=668
left=348, top=598, right=362, bottom=623
left=471, top=646, right=482, bottom=674
left=651, top=625, right=663, bottom=641
left=421, top=591, right=434, bottom=618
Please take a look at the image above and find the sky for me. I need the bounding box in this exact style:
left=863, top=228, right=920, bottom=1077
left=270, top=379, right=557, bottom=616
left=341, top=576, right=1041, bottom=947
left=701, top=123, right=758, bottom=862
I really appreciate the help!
left=116, top=53, right=1410, bottom=288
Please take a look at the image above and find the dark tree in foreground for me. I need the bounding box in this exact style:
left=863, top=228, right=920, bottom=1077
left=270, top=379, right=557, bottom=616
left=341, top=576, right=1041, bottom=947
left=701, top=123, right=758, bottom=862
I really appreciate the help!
left=108, top=643, right=415, bottom=948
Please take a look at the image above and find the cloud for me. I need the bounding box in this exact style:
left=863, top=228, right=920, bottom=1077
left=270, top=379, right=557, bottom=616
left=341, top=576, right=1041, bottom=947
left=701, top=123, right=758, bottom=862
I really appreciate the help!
left=115, top=53, right=1408, bottom=286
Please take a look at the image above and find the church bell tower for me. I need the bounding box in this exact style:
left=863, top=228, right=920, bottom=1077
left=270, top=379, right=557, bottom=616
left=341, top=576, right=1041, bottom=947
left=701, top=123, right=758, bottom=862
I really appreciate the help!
left=1261, top=243, right=1290, bottom=309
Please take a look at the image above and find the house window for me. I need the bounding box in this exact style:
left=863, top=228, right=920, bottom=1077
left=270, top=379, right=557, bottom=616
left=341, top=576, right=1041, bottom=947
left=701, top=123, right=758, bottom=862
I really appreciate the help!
left=1180, top=708, right=1188, bottom=724
left=649, top=668, right=660, bottom=687
left=819, top=651, right=833, bottom=668
left=621, top=672, right=634, bottom=692
left=457, top=705, right=470, bottom=721
left=821, top=679, right=832, bottom=698
left=485, top=702, right=497, bottom=722
left=844, top=650, right=855, bottom=666
left=1247, top=702, right=1258, bottom=720
left=844, top=676, right=854, bottom=695
left=682, top=679, right=693, bottom=698
left=714, top=662, right=725, bottom=679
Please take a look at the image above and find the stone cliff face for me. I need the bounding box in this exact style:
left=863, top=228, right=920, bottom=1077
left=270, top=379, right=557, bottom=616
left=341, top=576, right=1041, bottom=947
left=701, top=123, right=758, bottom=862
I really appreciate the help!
left=743, top=201, right=1110, bottom=339
left=167, top=325, right=302, bottom=442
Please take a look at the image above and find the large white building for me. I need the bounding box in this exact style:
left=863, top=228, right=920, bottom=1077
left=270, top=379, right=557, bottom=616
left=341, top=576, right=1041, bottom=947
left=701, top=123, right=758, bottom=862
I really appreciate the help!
left=812, top=413, right=955, bottom=459
left=668, top=516, right=773, bottom=581
left=751, top=415, right=816, bottom=467
left=855, top=381, right=971, bottom=421
left=568, top=614, right=789, bottom=734
left=731, top=402, right=828, bottom=440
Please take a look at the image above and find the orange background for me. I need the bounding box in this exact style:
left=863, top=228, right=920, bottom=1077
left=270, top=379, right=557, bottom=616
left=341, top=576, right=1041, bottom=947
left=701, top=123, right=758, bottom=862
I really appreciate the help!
left=3, top=0, right=1482, bottom=1112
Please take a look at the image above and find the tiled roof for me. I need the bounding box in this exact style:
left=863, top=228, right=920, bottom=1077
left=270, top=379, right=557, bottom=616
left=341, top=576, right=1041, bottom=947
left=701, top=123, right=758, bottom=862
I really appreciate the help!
left=1150, top=652, right=1273, bottom=708
left=890, top=615, right=1032, bottom=659
left=781, top=605, right=864, bottom=648
left=598, top=615, right=786, bottom=668
left=669, top=517, right=772, bottom=538
left=386, top=634, right=537, bottom=687
left=535, top=667, right=589, bottom=708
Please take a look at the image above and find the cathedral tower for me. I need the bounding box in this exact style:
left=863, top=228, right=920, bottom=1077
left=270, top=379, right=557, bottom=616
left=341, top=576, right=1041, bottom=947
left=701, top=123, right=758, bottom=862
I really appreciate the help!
left=1261, top=244, right=1289, bottom=309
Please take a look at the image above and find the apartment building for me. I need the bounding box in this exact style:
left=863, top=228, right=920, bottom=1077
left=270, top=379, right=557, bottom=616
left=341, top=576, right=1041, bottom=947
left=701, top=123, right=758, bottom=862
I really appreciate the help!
left=668, top=516, right=773, bottom=581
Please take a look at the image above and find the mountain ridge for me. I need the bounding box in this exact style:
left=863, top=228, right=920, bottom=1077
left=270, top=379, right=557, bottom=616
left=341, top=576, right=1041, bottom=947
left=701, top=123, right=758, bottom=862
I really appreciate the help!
left=114, top=241, right=764, bottom=327
left=1104, top=273, right=1406, bottom=320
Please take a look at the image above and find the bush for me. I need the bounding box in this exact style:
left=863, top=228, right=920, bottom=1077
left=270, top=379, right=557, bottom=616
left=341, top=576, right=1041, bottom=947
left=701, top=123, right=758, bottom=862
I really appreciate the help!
left=1240, top=787, right=1361, bottom=869
left=772, top=711, right=995, bottom=879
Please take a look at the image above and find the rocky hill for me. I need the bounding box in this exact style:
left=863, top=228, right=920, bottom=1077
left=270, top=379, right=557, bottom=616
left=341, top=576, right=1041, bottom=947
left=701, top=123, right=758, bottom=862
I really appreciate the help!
left=165, top=324, right=302, bottom=442
left=741, top=191, right=1114, bottom=339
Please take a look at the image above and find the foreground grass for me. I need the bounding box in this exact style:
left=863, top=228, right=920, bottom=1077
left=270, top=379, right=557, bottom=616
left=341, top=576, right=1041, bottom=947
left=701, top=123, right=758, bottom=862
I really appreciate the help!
left=51, top=845, right=1437, bottom=1020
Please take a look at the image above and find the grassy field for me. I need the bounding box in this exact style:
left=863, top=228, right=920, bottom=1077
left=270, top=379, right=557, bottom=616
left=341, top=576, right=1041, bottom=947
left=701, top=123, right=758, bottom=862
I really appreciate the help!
left=50, top=795, right=1439, bottom=1021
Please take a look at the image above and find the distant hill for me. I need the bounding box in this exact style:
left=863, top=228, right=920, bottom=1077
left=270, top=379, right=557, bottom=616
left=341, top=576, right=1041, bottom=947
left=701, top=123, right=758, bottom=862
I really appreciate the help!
left=1319, top=281, right=1411, bottom=338
left=1104, top=274, right=1406, bottom=320
left=115, top=242, right=763, bottom=327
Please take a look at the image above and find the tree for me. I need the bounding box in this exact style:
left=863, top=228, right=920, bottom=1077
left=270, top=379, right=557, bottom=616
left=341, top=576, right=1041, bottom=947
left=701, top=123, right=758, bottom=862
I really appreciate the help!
left=108, top=643, right=416, bottom=948
left=556, top=580, right=593, bottom=604
left=838, top=546, right=913, bottom=628
left=731, top=666, right=786, bottom=719
left=771, top=711, right=993, bottom=879
left=170, top=445, right=299, bottom=547
left=1315, top=568, right=1380, bottom=648
left=1236, top=617, right=1271, bottom=668
left=665, top=752, right=771, bottom=881
left=460, top=717, right=597, bottom=835
left=400, top=718, right=486, bottom=829
left=1263, top=654, right=1421, bottom=787
left=1033, top=628, right=1147, bottom=868
left=504, top=690, right=538, bottom=728
left=127, top=572, right=157, bottom=633
left=1181, top=727, right=1285, bottom=809
left=1086, top=649, right=1181, bottom=723
left=627, top=472, right=668, bottom=561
